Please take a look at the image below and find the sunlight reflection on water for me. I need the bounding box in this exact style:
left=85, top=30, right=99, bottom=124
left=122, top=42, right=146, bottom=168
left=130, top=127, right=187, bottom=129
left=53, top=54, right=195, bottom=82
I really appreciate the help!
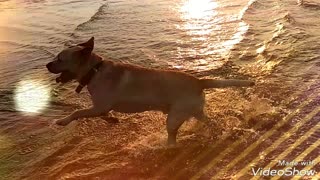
left=176, top=0, right=221, bottom=70
left=175, top=0, right=249, bottom=70
left=14, top=80, right=51, bottom=115
left=222, top=21, right=249, bottom=50
left=180, top=0, right=218, bottom=20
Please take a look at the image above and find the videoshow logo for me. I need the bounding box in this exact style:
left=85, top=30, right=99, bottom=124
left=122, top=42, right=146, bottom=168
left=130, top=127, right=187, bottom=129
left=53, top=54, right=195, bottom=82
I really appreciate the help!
left=251, top=160, right=317, bottom=177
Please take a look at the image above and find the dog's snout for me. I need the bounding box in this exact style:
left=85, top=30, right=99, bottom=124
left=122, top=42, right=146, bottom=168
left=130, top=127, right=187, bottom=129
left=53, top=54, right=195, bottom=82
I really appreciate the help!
left=46, top=62, right=60, bottom=74
left=46, top=62, right=52, bottom=70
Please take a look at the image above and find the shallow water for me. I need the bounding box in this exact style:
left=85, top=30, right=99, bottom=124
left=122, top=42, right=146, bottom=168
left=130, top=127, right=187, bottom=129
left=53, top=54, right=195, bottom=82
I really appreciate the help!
left=0, top=0, right=319, bottom=179
left=0, top=0, right=318, bottom=115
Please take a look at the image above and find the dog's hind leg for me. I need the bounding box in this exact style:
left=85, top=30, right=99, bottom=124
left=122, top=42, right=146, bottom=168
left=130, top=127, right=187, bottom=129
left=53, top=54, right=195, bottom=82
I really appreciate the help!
left=192, top=109, right=211, bottom=133
left=166, top=95, right=205, bottom=145
left=55, top=106, right=110, bottom=126
left=166, top=111, right=191, bottom=146
left=194, top=108, right=210, bottom=123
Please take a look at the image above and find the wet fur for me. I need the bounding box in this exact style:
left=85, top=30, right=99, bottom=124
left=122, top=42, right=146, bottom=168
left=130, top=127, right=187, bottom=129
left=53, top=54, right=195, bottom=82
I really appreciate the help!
left=46, top=37, right=254, bottom=145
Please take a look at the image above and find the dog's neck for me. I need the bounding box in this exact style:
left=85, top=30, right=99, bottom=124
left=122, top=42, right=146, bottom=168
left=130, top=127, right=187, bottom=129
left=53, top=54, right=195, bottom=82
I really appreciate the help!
left=76, top=53, right=103, bottom=82
left=75, top=53, right=104, bottom=93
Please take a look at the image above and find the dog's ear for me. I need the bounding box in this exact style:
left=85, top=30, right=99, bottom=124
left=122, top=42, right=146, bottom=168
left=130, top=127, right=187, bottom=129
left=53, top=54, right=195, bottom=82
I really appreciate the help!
left=77, top=37, right=94, bottom=55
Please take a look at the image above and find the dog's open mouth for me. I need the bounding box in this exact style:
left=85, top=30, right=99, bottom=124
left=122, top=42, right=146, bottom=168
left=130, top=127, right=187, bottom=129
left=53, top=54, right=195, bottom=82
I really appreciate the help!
left=56, top=71, right=76, bottom=83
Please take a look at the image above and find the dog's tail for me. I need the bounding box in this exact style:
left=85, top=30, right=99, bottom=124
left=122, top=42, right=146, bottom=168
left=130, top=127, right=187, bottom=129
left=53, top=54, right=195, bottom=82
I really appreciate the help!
left=200, top=79, right=255, bottom=89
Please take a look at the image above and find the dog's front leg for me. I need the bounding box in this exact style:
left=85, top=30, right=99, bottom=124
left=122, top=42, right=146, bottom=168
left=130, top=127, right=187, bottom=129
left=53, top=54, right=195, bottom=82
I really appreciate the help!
left=55, top=107, right=108, bottom=126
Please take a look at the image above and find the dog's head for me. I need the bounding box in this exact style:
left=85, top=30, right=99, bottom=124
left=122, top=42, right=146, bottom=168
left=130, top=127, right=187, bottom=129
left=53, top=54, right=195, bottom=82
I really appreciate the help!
left=46, top=37, right=95, bottom=83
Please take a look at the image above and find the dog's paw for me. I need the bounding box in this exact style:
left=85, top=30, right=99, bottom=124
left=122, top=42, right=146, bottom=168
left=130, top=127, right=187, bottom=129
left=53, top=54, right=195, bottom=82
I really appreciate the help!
left=48, top=120, right=61, bottom=131
left=101, top=117, right=120, bottom=123
left=55, top=118, right=72, bottom=126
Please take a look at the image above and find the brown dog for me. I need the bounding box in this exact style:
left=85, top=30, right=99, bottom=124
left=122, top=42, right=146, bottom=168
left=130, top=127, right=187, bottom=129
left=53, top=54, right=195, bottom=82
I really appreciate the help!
left=46, top=37, right=254, bottom=145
